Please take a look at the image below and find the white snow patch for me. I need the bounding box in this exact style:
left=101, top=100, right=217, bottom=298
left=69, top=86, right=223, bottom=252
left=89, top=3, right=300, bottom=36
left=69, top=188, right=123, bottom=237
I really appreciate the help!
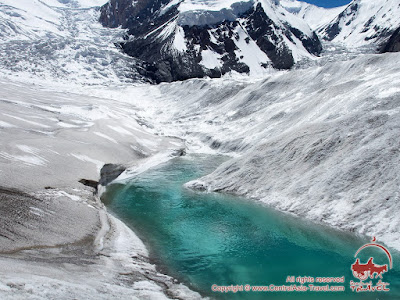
left=173, top=26, right=187, bottom=52
left=2, top=114, right=50, bottom=128
left=233, top=24, right=270, bottom=75
left=0, top=120, right=15, bottom=128
left=71, top=153, right=104, bottom=171
left=199, top=49, right=222, bottom=69
left=115, top=151, right=177, bottom=183
left=94, top=131, right=118, bottom=144
left=0, top=152, right=47, bottom=166
left=107, top=125, right=133, bottom=136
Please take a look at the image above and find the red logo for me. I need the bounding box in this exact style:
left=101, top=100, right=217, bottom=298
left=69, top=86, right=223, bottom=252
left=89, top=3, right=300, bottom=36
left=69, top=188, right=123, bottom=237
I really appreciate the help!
left=352, top=257, right=387, bottom=280
left=350, top=237, right=393, bottom=292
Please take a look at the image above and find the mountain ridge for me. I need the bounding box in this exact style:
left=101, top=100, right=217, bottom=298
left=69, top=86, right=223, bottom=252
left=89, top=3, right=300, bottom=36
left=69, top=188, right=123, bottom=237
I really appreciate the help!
left=319, top=0, right=400, bottom=50
left=100, top=0, right=322, bottom=82
left=280, top=0, right=347, bottom=30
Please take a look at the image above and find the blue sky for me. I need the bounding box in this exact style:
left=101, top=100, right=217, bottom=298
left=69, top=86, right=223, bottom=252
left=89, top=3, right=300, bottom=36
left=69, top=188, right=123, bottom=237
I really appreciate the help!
left=300, top=0, right=352, bottom=8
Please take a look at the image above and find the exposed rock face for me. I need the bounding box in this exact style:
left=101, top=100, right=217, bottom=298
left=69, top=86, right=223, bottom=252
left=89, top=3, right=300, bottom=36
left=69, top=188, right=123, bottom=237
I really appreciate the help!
left=380, top=27, right=400, bottom=53
left=99, top=163, right=126, bottom=186
left=100, top=0, right=322, bottom=83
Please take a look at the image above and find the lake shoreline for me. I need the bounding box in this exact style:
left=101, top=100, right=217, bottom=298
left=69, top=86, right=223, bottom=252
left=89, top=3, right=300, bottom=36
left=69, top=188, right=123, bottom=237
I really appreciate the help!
left=101, top=154, right=400, bottom=300
left=0, top=166, right=203, bottom=299
left=0, top=78, right=202, bottom=299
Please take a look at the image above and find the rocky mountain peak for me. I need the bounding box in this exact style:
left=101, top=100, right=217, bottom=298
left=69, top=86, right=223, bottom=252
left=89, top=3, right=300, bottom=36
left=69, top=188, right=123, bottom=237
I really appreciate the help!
left=100, top=0, right=322, bottom=82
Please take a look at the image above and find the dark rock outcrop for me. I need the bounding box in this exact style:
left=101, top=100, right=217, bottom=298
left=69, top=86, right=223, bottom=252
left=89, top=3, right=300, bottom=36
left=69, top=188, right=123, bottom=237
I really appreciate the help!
left=99, top=163, right=126, bottom=186
left=380, top=27, right=400, bottom=53
left=100, top=0, right=322, bottom=83
left=79, top=179, right=99, bottom=191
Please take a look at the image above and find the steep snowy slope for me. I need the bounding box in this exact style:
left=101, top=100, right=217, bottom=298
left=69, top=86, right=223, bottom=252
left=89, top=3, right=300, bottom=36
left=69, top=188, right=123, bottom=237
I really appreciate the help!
left=319, top=0, right=400, bottom=49
left=100, top=0, right=322, bottom=82
left=280, top=0, right=346, bottom=30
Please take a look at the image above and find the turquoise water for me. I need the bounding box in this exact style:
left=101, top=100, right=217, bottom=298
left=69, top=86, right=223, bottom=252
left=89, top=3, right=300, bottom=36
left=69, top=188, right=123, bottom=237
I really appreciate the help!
left=102, top=155, right=400, bottom=299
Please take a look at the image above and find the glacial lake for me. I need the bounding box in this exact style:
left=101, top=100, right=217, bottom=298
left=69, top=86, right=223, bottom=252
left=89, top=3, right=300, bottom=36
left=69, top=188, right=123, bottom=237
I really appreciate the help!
left=102, top=154, right=400, bottom=299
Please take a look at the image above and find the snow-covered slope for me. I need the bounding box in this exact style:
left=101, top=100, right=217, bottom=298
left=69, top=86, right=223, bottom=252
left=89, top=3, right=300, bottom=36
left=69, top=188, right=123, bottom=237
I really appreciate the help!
left=0, top=0, right=109, bottom=40
left=100, top=0, right=322, bottom=82
left=280, top=0, right=346, bottom=30
left=0, top=0, right=63, bottom=40
left=0, top=0, right=143, bottom=85
left=319, top=0, right=400, bottom=49
left=108, top=52, right=400, bottom=251
left=1, top=0, right=400, bottom=298
left=0, top=77, right=201, bottom=300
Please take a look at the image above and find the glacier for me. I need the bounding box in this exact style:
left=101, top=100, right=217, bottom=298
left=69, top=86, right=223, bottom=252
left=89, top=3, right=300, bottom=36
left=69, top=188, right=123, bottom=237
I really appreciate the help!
left=102, top=52, right=400, bottom=252
left=1, top=0, right=400, bottom=299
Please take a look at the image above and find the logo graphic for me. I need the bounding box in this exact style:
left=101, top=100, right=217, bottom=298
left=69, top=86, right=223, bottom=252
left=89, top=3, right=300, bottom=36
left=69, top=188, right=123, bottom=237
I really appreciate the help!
left=352, top=257, right=387, bottom=280
left=351, top=237, right=393, bottom=281
left=350, top=237, right=393, bottom=292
